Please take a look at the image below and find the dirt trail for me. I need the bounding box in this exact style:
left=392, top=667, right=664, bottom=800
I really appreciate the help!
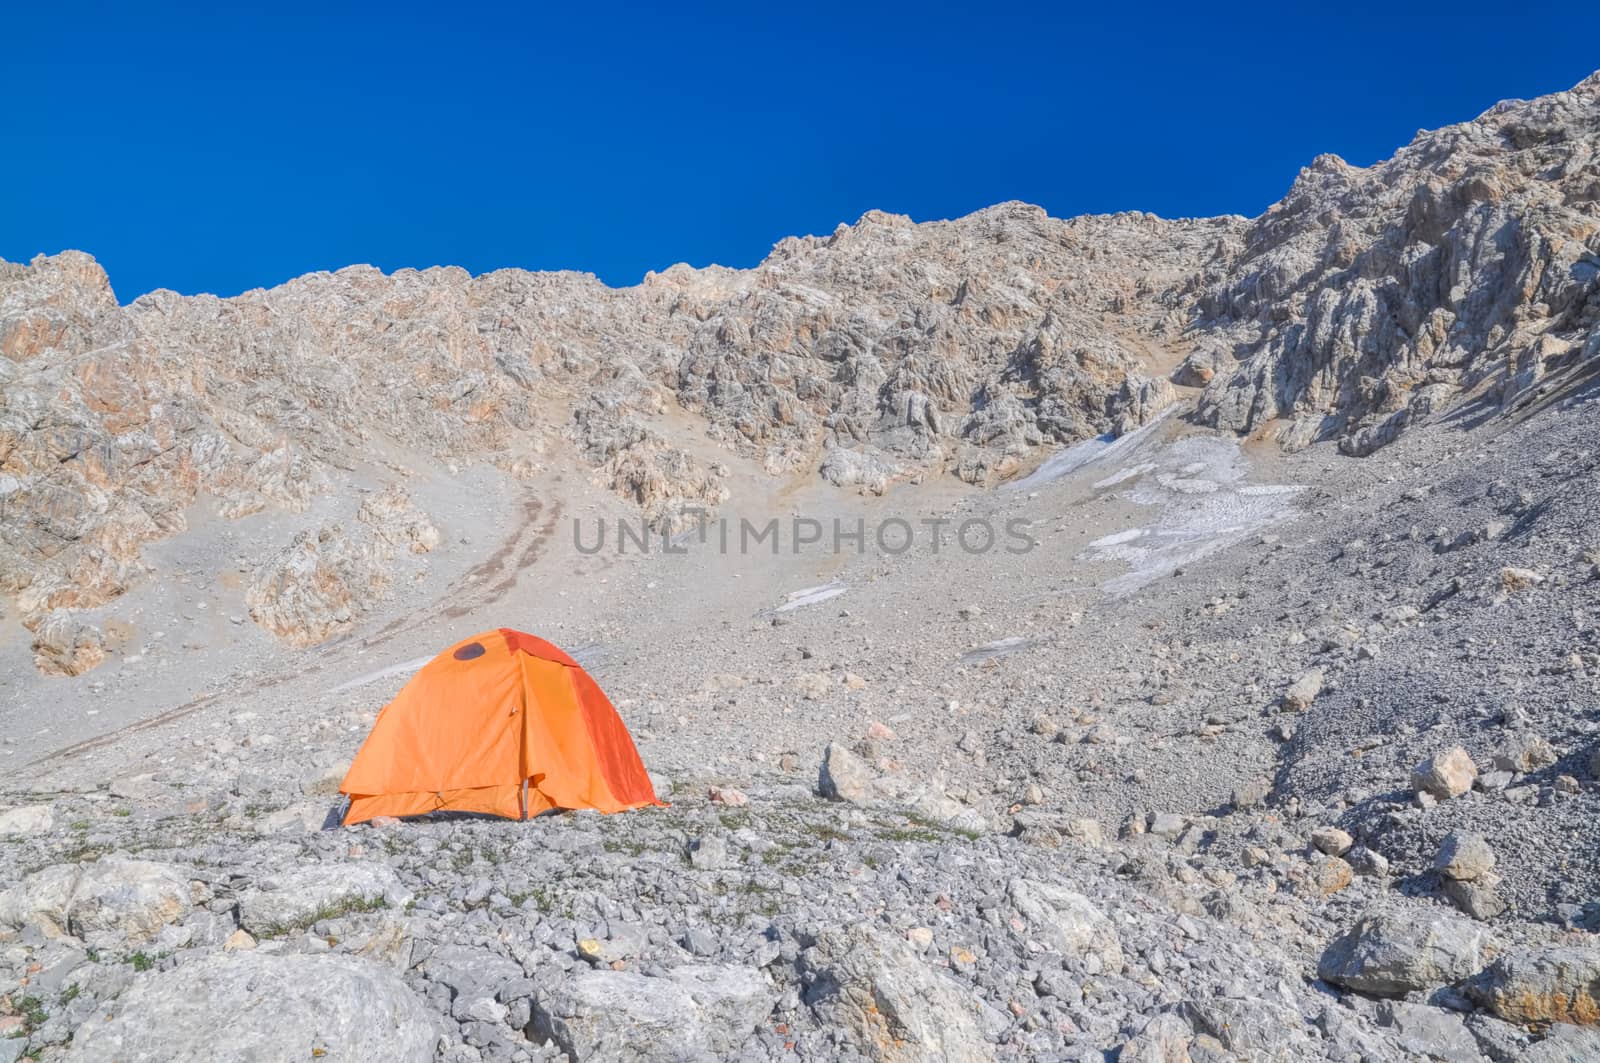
left=360, top=495, right=561, bottom=647
left=24, top=492, right=565, bottom=772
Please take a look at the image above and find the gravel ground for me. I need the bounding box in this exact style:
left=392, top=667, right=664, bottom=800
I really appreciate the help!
left=4, top=385, right=1600, bottom=1061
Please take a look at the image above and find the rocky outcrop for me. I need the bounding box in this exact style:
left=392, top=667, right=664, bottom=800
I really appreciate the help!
left=357, top=484, right=441, bottom=555
left=245, top=486, right=436, bottom=645
left=245, top=525, right=392, bottom=646
left=29, top=608, right=106, bottom=676
left=1194, top=72, right=1600, bottom=453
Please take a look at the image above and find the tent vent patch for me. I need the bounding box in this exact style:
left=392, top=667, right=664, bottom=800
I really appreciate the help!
left=453, top=642, right=486, bottom=660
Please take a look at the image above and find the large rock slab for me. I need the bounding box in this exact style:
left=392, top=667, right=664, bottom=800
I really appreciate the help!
left=800, top=923, right=994, bottom=1062
left=1007, top=877, right=1125, bottom=974
left=0, top=857, right=200, bottom=945
left=0, top=803, right=54, bottom=836
left=528, top=964, right=774, bottom=1061
left=67, top=952, right=438, bottom=1062
left=237, top=863, right=409, bottom=936
left=1318, top=909, right=1497, bottom=997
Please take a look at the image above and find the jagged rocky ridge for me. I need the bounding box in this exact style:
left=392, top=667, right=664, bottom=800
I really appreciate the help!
left=1193, top=72, right=1600, bottom=453
left=4, top=73, right=1598, bottom=660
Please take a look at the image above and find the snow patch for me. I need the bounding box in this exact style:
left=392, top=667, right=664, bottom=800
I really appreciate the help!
left=770, top=582, right=847, bottom=613
left=1082, top=435, right=1305, bottom=595
left=960, top=636, right=1047, bottom=665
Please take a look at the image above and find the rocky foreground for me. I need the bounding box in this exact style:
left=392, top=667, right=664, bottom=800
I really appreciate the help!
left=2, top=73, right=1600, bottom=1063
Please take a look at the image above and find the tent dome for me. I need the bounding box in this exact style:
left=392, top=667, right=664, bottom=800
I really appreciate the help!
left=340, top=629, right=663, bottom=824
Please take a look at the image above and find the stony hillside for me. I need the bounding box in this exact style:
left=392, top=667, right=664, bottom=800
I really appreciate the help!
left=1, top=206, right=1239, bottom=665
left=0, top=72, right=1598, bottom=1063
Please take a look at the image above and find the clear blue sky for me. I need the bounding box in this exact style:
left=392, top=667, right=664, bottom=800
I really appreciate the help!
left=7, top=3, right=1598, bottom=302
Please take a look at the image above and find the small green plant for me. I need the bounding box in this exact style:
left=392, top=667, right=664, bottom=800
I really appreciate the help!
left=70, top=820, right=91, bottom=831
left=508, top=884, right=551, bottom=910
left=603, top=837, right=648, bottom=856
left=129, top=952, right=154, bottom=972
left=17, top=995, right=46, bottom=1031
left=111, top=808, right=131, bottom=818
left=256, top=895, right=388, bottom=939
left=902, top=812, right=980, bottom=842
left=58, top=983, right=79, bottom=1006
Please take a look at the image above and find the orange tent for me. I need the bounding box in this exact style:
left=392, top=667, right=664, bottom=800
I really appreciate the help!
left=339, top=629, right=664, bottom=825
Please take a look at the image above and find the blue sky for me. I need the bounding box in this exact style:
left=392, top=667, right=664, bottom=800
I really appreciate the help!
left=7, top=3, right=1598, bottom=301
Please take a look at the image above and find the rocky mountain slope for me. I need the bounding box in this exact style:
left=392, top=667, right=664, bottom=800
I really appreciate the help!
left=1, top=205, right=1237, bottom=664
left=0, top=72, right=1598, bottom=1063
left=1193, top=71, right=1600, bottom=453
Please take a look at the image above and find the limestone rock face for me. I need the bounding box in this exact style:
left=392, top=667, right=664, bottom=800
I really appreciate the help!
left=0, top=204, right=1240, bottom=650
left=1194, top=73, right=1600, bottom=454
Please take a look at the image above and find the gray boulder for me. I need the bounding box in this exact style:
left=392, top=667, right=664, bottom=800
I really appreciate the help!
left=0, top=857, right=200, bottom=946
left=818, top=742, right=874, bottom=803
left=1435, top=831, right=1496, bottom=881
left=1412, top=747, right=1478, bottom=800
left=1318, top=909, right=1498, bottom=997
